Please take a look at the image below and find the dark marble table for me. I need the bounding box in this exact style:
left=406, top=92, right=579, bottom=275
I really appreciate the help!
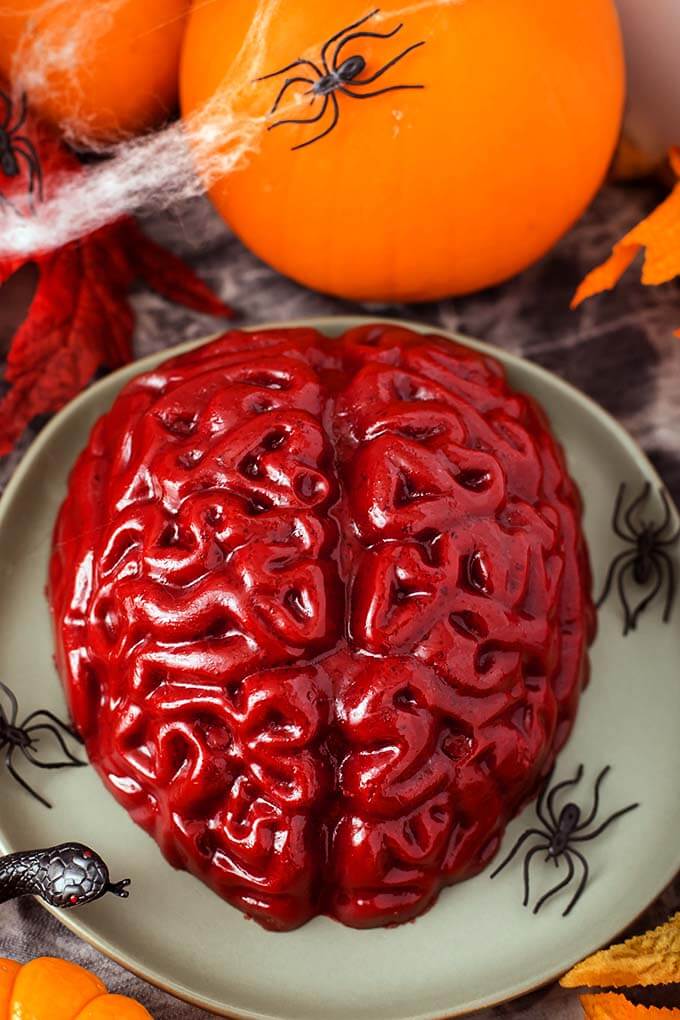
left=1, top=182, right=678, bottom=1019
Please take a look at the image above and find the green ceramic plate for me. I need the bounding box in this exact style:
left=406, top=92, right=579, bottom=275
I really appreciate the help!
left=0, top=317, right=678, bottom=1020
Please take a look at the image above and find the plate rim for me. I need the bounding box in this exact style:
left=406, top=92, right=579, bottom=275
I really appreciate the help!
left=1, top=314, right=678, bottom=1020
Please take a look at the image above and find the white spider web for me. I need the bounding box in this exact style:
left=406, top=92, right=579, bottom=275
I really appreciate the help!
left=0, top=0, right=463, bottom=258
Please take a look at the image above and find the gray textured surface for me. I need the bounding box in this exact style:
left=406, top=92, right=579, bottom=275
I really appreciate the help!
left=0, top=184, right=678, bottom=1017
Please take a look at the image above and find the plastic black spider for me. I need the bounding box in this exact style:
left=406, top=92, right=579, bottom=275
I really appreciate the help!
left=0, top=681, right=86, bottom=809
left=490, top=765, right=639, bottom=917
left=0, top=89, right=43, bottom=214
left=597, top=482, right=678, bottom=635
left=256, top=8, right=425, bottom=151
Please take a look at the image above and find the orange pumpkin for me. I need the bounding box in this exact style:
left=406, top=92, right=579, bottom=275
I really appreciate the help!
left=0, top=957, right=152, bottom=1019
left=181, top=0, right=625, bottom=302
left=0, top=0, right=189, bottom=144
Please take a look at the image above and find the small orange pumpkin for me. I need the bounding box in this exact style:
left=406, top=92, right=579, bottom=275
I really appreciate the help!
left=0, top=957, right=152, bottom=1019
left=0, top=0, right=189, bottom=144
left=181, top=0, right=624, bottom=302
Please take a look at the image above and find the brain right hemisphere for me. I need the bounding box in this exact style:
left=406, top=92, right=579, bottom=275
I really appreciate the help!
left=49, top=324, right=595, bottom=930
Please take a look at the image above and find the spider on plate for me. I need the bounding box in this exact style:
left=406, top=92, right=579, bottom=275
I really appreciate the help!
left=490, top=764, right=639, bottom=916
left=255, top=8, right=425, bottom=151
left=0, top=89, right=43, bottom=213
left=0, top=681, right=86, bottom=809
left=597, top=482, right=678, bottom=635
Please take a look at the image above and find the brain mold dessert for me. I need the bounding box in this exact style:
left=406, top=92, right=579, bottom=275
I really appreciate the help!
left=49, top=324, right=595, bottom=931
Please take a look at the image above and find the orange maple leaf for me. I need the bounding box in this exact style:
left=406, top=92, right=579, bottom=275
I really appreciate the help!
left=580, top=993, right=680, bottom=1020
left=573, top=147, right=680, bottom=336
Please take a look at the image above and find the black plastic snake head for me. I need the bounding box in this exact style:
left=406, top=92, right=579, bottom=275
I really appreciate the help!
left=0, top=842, right=131, bottom=908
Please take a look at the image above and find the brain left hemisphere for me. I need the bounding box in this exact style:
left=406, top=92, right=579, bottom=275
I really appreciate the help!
left=50, top=332, right=341, bottom=929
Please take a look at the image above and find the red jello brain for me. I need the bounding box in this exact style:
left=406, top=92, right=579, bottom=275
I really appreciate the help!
left=49, top=324, right=595, bottom=930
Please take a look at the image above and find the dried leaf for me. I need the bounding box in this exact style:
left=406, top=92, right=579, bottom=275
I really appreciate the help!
left=573, top=147, right=680, bottom=308
left=0, top=88, right=234, bottom=456
left=562, top=913, right=680, bottom=988
left=581, top=993, right=680, bottom=1020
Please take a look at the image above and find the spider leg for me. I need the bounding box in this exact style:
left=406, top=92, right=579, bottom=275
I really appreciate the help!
left=0, top=682, right=19, bottom=726
left=658, top=525, right=680, bottom=547
left=332, top=24, right=404, bottom=71
left=615, top=558, right=637, bottom=634
left=575, top=766, right=610, bottom=831
left=489, top=828, right=549, bottom=879
left=652, top=488, right=673, bottom=539
left=610, top=483, right=634, bottom=541
left=13, top=143, right=44, bottom=203
left=655, top=491, right=680, bottom=546
left=571, top=800, right=639, bottom=843
left=256, top=59, right=322, bottom=82
left=341, top=83, right=424, bottom=99
left=23, top=724, right=86, bottom=766
left=321, top=9, right=380, bottom=74
left=21, top=708, right=80, bottom=739
left=624, top=482, right=651, bottom=537
left=266, top=77, right=314, bottom=116
left=522, top=844, right=549, bottom=907
left=656, top=550, right=677, bottom=623
left=269, top=94, right=329, bottom=132
left=629, top=555, right=664, bottom=629
left=595, top=550, right=634, bottom=609
left=291, top=91, right=340, bottom=151
left=6, top=746, right=52, bottom=809
left=350, top=41, right=425, bottom=86
left=547, top=764, right=584, bottom=827
left=533, top=851, right=575, bottom=914
left=562, top=848, right=589, bottom=916
left=8, top=92, right=27, bottom=134
left=12, top=135, right=39, bottom=156
left=0, top=89, right=11, bottom=130
left=22, top=746, right=85, bottom=770
left=535, top=767, right=555, bottom=830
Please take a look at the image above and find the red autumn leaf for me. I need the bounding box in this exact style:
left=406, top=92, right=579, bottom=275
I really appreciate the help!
left=123, top=219, right=233, bottom=319
left=0, top=86, right=234, bottom=456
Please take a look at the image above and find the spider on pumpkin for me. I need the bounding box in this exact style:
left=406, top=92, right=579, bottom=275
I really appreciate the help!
left=0, top=89, right=43, bottom=213
left=0, top=681, right=86, bottom=809
left=490, top=765, right=639, bottom=916
left=597, top=482, right=678, bottom=635
left=255, top=8, right=425, bottom=151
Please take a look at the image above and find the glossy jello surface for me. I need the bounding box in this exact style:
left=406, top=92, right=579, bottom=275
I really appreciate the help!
left=49, top=324, right=595, bottom=931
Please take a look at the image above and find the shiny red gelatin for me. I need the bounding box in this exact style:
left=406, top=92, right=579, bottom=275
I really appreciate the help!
left=49, top=324, right=595, bottom=931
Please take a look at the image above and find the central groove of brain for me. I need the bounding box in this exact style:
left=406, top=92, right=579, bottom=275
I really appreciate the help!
left=49, top=324, right=594, bottom=931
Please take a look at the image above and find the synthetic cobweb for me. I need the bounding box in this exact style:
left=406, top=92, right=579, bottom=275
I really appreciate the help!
left=0, top=0, right=462, bottom=258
